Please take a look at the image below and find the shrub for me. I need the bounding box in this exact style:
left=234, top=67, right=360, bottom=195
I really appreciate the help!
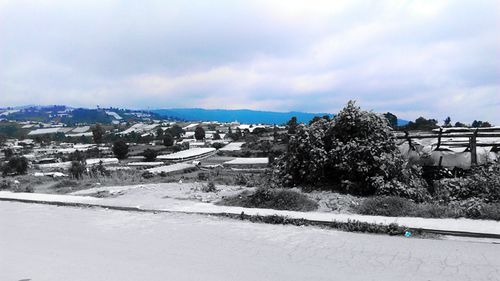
left=356, top=196, right=415, bottom=217
left=212, top=142, right=224, bottom=149
left=142, top=148, right=158, bottom=162
left=434, top=162, right=500, bottom=203
left=69, top=161, right=86, bottom=179
left=112, top=140, right=129, bottom=159
left=195, top=126, right=205, bottom=140
left=197, top=172, right=209, bottom=181
left=163, top=133, right=174, bottom=147
left=2, top=156, right=28, bottom=176
left=201, top=181, right=217, bottom=192
left=219, top=188, right=318, bottom=212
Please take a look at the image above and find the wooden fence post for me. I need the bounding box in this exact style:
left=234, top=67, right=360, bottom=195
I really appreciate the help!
left=436, top=127, right=443, bottom=149
left=470, top=129, right=478, bottom=166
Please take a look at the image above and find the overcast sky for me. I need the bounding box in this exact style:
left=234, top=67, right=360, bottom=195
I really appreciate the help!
left=1, top=0, right=499, bottom=124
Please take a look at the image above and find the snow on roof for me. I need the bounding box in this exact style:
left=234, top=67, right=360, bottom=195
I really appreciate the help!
left=224, top=158, right=269, bottom=165
left=86, top=158, right=119, bottom=166
left=147, top=163, right=196, bottom=174
left=183, top=123, right=199, bottom=130
left=157, top=148, right=216, bottom=160
left=66, top=132, right=93, bottom=138
left=0, top=110, right=20, bottom=116
left=120, top=123, right=158, bottom=135
left=28, top=128, right=63, bottom=135
left=21, top=124, right=36, bottom=129
left=127, top=162, right=165, bottom=167
left=70, top=126, right=90, bottom=133
left=105, top=111, right=123, bottom=120
left=37, top=161, right=72, bottom=169
left=220, top=142, right=245, bottom=151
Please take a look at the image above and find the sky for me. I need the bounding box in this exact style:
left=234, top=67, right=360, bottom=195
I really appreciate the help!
left=0, top=0, right=499, bottom=124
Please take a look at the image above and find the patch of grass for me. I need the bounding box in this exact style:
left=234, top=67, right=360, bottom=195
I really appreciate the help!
left=356, top=196, right=414, bottom=217
left=356, top=196, right=500, bottom=221
left=222, top=212, right=419, bottom=236
left=218, top=187, right=318, bottom=212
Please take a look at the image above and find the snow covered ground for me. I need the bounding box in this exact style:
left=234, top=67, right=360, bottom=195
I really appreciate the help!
left=1, top=201, right=499, bottom=281
left=2, top=185, right=500, bottom=236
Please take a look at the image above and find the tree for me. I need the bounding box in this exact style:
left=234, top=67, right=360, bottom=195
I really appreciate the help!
left=472, top=120, right=493, bottom=128
left=195, top=126, right=205, bottom=140
left=167, top=125, right=184, bottom=139
left=3, top=148, right=14, bottom=160
left=454, top=122, right=467, bottom=127
left=142, top=149, right=158, bottom=162
left=287, top=116, right=298, bottom=134
left=275, top=101, right=429, bottom=200
left=383, top=112, right=398, bottom=129
left=69, top=161, right=86, bottom=179
left=91, top=123, right=105, bottom=144
left=403, top=117, right=438, bottom=131
left=54, top=132, right=66, bottom=142
left=213, top=131, right=221, bottom=140
left=443, top=117, right=452, bottom=127
left=163, top=133, right=174, bottom=146
left=156, top=127, right=164, bottom=139
left=112, top=140, right=129, bottom=160
left=2, top=156, right=28, bottom=176
left=0, top=134, right=6, bottom=145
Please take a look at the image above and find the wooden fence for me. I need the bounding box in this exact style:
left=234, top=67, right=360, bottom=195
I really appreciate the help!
left=396, top=127, right=500, bottom=166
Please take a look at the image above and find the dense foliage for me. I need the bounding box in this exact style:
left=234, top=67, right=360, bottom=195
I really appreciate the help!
left=274, top=101, right=429, bottom=200
left=434, top=162, right=500, bottom=203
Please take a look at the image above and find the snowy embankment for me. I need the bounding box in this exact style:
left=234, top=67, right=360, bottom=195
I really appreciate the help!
left=1, top=186, right=499, bottom=237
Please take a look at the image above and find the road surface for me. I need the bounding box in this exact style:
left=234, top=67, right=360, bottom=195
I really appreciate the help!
left=1, top=201, right=499, bottom=281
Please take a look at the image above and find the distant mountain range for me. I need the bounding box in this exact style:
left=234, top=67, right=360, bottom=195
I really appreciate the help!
left=1, top=105, right=409, bottom=126
left=153, top=108, right=409, bottom=125
left=152, top=108, right=331, bottom=125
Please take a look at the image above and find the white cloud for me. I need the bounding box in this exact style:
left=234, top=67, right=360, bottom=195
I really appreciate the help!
left=0, top=0, right=498, bottom=123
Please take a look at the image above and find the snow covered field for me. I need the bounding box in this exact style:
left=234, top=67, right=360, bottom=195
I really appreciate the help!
left=1, top=201, right=499, bottom=281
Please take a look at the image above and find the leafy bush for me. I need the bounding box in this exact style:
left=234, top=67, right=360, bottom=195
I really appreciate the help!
left=434, top=162, right=500, bottom=203
left=142, top=148, right=158, bottom=162
left=220, top=188, right=318, bottom=212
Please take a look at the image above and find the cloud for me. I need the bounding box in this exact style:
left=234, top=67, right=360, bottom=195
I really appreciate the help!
left=0, top=0, right=499, bottom=124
